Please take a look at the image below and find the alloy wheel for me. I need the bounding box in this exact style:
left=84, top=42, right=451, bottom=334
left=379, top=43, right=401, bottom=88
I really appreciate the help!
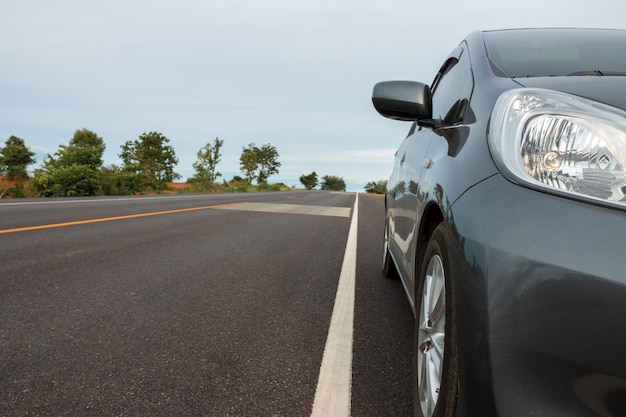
left=417, top=253, right=446, bottom=417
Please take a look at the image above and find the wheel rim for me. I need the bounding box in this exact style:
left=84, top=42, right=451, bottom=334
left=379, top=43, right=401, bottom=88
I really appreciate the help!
left=417, top=254, right=446, bottom=417
left=383, top=221, right=390, bottom=264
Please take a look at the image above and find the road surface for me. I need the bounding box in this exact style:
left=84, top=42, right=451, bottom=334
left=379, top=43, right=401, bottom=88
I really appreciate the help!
left=0, top=191, right=413, bottom=416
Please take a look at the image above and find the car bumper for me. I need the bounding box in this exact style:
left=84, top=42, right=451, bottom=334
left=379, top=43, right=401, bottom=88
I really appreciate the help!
left=449, top=174, right=626, bottom=417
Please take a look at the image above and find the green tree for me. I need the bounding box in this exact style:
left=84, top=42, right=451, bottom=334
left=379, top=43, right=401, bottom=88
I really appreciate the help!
left=120, top=132, right=180, bottom=188
left=239, top=145, right=257, bottom=183
left=320, top=175, right=346, bottom=191
left=70, top=128, right=107, bottom=152
left=239, top=143, right=281, bottom=184
left=0, top=135, right=36, bottom=180
left=33, top=129, right=105, bottom=197
left=192, top=137, right=223, bottom=187
left=256, top=143, right=281, bottom=184
left=299, top=171, right=318, bottom=190
left=364, top=180, right=387, bottom=194
left=60, top=129, right=106, bottom=169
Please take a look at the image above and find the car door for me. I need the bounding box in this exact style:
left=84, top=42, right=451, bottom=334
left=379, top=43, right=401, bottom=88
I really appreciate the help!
left=389, top=123, right=433, bottom=290
left=391, top=45, right=474, bottom=300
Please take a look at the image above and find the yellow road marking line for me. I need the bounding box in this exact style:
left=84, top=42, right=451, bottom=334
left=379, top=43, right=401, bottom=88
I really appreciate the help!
left=0, top=201, right=249, bottom=235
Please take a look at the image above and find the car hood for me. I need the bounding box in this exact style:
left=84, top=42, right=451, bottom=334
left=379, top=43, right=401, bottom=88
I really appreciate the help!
left=514, top=77, right=626, bottom=112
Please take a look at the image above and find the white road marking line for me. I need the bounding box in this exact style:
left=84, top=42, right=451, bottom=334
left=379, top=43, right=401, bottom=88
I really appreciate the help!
left=215, top=202, right=351, bottom=217
left=311, top=193, right=358, bottom=417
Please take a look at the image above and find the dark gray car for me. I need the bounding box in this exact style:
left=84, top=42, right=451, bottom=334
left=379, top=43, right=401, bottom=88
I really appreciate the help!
left=373, top=28, right=626, bottom=417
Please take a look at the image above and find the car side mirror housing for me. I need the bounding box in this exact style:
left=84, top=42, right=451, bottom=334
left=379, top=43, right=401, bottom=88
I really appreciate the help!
left=372, top=81, right=432, bottom=121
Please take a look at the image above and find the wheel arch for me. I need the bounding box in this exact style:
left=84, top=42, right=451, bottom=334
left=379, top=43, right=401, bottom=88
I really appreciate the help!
left=415, top=203, right=445, bottom=286
left=411, top=202, right=445, bottom=316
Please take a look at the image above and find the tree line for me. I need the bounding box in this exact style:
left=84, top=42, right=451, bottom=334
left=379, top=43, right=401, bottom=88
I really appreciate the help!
left=0, top=130, right=387, bottom=197
left=0, top=130, right=283, bottom=197
left=299, top=172, right=346, bottom=192
left=299, top=172, right=386, bottom=193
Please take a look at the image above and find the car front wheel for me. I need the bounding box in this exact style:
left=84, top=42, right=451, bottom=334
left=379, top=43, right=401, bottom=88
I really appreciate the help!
left=414, top=225, right=457, bottom=417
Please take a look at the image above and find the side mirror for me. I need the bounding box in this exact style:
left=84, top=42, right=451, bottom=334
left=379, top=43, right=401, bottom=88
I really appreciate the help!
left=372, top=81, right=432, bottom=121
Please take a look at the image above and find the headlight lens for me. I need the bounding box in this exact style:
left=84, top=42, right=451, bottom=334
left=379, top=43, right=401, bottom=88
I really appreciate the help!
left=489, top=88, right=626, bottom=207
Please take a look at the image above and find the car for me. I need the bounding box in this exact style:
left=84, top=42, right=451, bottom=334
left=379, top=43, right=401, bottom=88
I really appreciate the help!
left=372, top=28, right=626, bottom=417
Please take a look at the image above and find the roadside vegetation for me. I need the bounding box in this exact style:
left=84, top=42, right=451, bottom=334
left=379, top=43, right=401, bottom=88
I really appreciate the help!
left=364, top=180, right=387, bottom=194
left=0, top=131, right=386, bottom=198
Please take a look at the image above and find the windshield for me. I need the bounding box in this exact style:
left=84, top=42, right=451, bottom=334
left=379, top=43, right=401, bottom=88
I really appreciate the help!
left=483, top=29, right=626, bottom=78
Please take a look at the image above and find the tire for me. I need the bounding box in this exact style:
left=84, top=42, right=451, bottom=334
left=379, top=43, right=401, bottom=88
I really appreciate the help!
left=414, top=225, right=457, bottom=417
left=382, top=218, right=399, bottom=278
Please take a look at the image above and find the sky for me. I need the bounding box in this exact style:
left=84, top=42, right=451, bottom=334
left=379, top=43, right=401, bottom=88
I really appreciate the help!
left=1, top=0, right=625, bottom=191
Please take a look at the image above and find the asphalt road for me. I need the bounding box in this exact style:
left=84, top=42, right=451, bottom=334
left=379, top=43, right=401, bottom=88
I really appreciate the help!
left=0, top=191, right=413, bottom=416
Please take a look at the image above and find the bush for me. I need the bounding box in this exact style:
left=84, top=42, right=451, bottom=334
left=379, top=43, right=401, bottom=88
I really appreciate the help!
left=257, top=182, right=284, bottom=192
left=99, top=167, right=153, bottom=195
left=364, top=180, right=387, bottom=194
left=0, top=182, right=29, bottom=198
left=320, top=175, right=346, bottom=191
left=221, top=178, right=253, bottom=193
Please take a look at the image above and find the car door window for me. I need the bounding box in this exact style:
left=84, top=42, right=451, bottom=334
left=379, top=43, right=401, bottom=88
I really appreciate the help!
left=430, top=44, right=474, bottom=125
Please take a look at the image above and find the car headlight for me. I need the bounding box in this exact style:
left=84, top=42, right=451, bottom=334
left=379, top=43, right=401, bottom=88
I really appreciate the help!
left=489, top=88, right=626, bottom=208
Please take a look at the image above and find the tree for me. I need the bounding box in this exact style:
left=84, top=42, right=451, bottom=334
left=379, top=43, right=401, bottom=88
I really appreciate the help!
left=256, top=143, right=281, bottom=184
left=0, top=135, right=36, bottom=180
left=364, top=180, right=387, bottom=194
left=299, top=172, right=318, bottom=190
left=192, top=137, right=223, bottom=187
left=320, top=175, right=346, bottom=191
left=239, top=145, right=257, bottom=183
left=60, top=128, right=106, bottom=170
left=33, top=129, right=106, bottom=197
left=70, top=128, right=107, bottom=152
left=239, top=143, right=281, bottom=184
left=120, top=132, right=180, bottom=188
